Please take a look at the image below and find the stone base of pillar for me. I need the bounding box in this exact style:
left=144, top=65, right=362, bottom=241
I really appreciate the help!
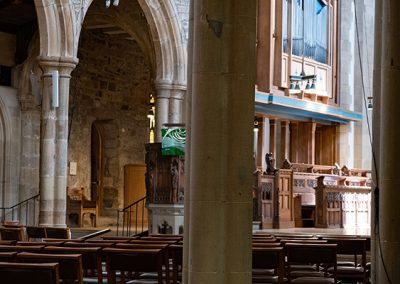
left=147, top=204, right=184, bottom=235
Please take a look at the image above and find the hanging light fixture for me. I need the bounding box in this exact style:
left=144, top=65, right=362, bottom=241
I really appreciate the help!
left=105, top=0, right=119, bottom=8
left=254, top=117, right=259, bottom=132
left=367, top=96, right=373, bottom=109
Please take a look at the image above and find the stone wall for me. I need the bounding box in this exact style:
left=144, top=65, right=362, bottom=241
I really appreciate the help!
left=68, top=29, right=151, bottom=217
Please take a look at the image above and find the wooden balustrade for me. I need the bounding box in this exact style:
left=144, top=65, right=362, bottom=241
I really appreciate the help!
left=314, top=176, right=371, bottom=229
left=256, top=160, right=371, bottom=229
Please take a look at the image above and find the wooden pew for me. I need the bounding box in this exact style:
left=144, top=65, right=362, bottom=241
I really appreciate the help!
left=323, top=238, right=368, bottom=284
left=17, top=252, right=83, bottom=284
left=0, top=245, right=44, bottom=252
left=252, top=247, right=285, bottom=284
left=103, top=248, right=164, bottom=284
left=0, top=262, right=60, bottom=284
left=44, top=246, right=103, bottom=284
left=285, top=243, right=338, bottom=283
left=114, top=243, right=171, bottom=283
left=0, top=251, right=17, bottom=262
left=169, top=244, right=182, bottom=284
left=17, top=241, right=64, bottom=246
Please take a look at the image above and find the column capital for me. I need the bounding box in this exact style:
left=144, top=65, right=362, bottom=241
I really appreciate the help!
left=154, top=80, right=187, bottom=91
left=37, top=56, right=79, bottom=76
left=154, top=79, right=173, bottom=91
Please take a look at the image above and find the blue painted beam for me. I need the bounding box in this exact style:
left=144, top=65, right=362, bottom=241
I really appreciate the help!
left=255, top=92, right=362, bottom=124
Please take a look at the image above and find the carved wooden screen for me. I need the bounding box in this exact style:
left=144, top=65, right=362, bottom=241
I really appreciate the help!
left=260, top=175, right=276, bottom=228
left=277, top=169, right=294, bottom=228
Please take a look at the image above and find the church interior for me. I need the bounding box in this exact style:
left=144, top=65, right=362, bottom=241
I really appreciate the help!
left=0, top=0, right=398, bottom=283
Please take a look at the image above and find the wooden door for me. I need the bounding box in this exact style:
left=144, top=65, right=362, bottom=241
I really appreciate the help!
left=124, top=164, right=148, bottom=226
left=277, top=169, right=294, bottom=228
left=91, top=123, right=104, bottom=214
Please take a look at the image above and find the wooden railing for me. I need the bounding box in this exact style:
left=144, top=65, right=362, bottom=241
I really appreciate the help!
left=116, top=196, right=147, bottom=236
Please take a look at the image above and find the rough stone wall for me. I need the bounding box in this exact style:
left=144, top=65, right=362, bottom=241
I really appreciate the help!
left=68, top=29, right=151, bottom=215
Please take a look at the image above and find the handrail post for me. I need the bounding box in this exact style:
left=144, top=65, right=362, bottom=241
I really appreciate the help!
left=116, top=210, right=120, bottom=236
left=135, top=203, right=138, bottom=235
left=141, top=199, right=144, bottom=233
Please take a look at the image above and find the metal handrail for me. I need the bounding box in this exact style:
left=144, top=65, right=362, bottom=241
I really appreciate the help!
left=116, top=196, right=147, bottom=236
left=0, top=194, right=40, bottom=226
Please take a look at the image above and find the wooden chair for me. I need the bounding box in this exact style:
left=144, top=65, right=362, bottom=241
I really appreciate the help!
left=26, top=226, right=47, bottom=241
left=67, top=187, right=83, bottom=227
left=323, top=238, right=368, bottom=284
left=45, top=227, right=71, bottom=239
left=82, top=197, right=98, bottom=227
left=0, top=227, right=25, bottom=241
left=252, top=247, right=285, bottom=284
left=285, top=243, right=338, bottom=284
left=17, top=252, right=83, bottom=284
left=103, top=248, right=164, bottom=284
left=0, top=262, right=59, bottom=284
left=1, top=220, right=22, bottom=227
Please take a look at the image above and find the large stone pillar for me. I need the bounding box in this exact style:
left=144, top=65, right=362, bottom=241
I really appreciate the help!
left=337, top=0, right=356, bottom=167
left=154, top=80, right=171, bottom=142
left=372, top=0, right=400, bottom=283
left=38, top=56, right=77, bottom=227
left=169, top=85, right=186, bottom=124
left=186, top=0, right=256, bottom=283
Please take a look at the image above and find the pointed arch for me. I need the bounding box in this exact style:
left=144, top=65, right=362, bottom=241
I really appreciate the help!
left=35, top=0, right=78, bottom=59
left=137, top=0, right=187, bottom=86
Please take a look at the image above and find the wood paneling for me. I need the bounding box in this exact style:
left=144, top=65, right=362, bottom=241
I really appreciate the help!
left=124, top=164, right=147, bottom=225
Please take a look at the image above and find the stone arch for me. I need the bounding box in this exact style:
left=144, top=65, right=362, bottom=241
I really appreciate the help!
left=80, top=0, right=187, bottom=86
left=137, top=0, right=187, bottom=86
left=35, top=0, right=77, bottom=58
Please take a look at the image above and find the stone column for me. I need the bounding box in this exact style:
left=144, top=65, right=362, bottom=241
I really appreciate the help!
left=186, top=0, right=256, bottom=283
left=338, top=0, right=356, bottom=167
left=290, top=122, right=299, bottom=163
left=372, top=0, right=400, bottom=282
left=269, top=119, right=277, bottom=164
left=261, top=117, right=270, bottom=170
left=38, top=56, right=77, bottom=227
left=280, top=121, right=290, bottom=166
left=169, top=85, right=186, bottom=124
left=154, top=80, right=171, bottom=142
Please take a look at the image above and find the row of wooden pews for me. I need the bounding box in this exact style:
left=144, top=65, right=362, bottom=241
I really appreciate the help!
left=252, top=232, right=370, bottom=284
left=0, top=232, right=183, bottom=284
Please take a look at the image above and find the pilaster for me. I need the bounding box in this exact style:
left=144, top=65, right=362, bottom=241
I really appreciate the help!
left=38, top=56, right=78, bottom=227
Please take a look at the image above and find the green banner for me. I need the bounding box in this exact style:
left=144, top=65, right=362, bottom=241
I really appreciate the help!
left=161, top=128, right=186, bottom=156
